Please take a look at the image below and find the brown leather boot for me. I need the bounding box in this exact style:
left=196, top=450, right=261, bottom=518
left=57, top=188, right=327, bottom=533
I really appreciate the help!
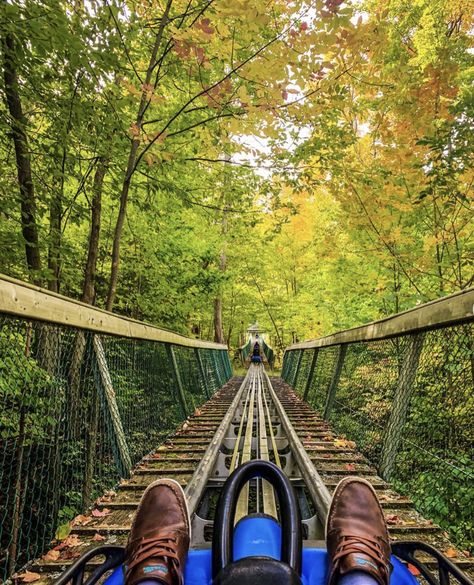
left=326, top=477, right=392, bottom=585
left=125, top=479, right=191, bottom=585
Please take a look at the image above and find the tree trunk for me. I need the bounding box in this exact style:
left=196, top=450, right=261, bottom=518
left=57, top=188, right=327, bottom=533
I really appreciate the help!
left=214, top=296, right=225, bottom=343
left=68, top=158, right=107, bottom=438
left=1, top=25, right=41, bottom=281
left=48, top=192, right=61, bottom=293
left=214, top=247, right=227, bottom=343
left=106, top=0, right=172, bottom=311
left=83, top=157, right=106, bottom=304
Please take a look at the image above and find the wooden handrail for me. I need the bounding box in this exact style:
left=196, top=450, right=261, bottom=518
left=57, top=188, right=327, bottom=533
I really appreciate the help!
left=0, top=273, right=227, bottom=350
left=286, top=287, right=474, bottom=350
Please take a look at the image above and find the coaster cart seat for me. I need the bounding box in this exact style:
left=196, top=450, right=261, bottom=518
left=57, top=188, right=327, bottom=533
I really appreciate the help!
left=53, top=461, right=473, bottom=585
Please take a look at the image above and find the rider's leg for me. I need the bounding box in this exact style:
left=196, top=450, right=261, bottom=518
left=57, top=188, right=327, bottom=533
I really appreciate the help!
left=326, top=478, right=392, bottom=585
left=124, top=478, right=190, bottom=585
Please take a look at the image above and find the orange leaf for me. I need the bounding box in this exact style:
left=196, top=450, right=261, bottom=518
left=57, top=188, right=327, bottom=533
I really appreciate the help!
left=42, top=549, right=60, bottom=562
left=54, top=534, right=84, bottom=550
left=445, top=548, right=457, bottom=559
left=18, top=571, right=41, bottom=583
left=92, top=533, right=106, bottom=541
left=72, top=514, right=91, bottom=526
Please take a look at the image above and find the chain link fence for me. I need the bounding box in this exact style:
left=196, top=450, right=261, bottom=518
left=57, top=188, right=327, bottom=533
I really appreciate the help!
left=282, top=296, right=474, bottom=553
left=261, top=339, right=275, bottom=369
left=0, top=302, right=231, bottom=580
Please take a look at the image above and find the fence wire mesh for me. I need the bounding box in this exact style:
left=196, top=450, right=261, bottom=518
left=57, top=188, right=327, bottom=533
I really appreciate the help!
left=261, top=339, right=275, bottom=368
left=0, top=313, right=231, bottom=580
left=283, top=323, right=474, bottom=552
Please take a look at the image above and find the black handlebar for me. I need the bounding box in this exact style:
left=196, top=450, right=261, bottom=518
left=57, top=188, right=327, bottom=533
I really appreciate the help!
left=211, top=459, right=302, bottom=579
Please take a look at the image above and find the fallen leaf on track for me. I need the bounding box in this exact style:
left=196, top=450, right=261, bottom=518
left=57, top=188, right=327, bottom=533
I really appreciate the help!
left=55, top=521, right=71, bottom=540
left=61, top=549, right=81, bottom=560
left=92, top=508, right=110, bottom=517
left=54, top=534, right=84, bottom=550
left=42, top=549, right=60, bottom=562
left=92, top=533, right=106, bottom=541
left=17, top=571, right=41, bottom=582
left=445, top=548, right=457, bottom=558
left=72, top=514, right=91, bottom=526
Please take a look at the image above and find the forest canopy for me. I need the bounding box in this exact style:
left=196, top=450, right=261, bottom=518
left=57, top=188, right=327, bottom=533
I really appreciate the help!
left=1, top=0, right=473, bottom=352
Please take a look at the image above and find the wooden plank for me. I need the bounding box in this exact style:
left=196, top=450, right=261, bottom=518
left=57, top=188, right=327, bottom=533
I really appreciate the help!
left=286, top=287, right=474, bottom=350
left=0, top=273, right=227, bottom=350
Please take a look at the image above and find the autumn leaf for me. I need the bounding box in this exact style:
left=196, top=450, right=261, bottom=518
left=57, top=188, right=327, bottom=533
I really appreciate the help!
left=445, top=548, right=457, bottom=559
left=92, top=533, right=106, bottom=541
left=91, top=508, right=110, bottom=517
left=334, top=439, right=356, bottom=450
left=17, top=571, right=41, bottom=583
left=55, top=522, right=71, bottom=540
left=344, top=463, right=356, bottom=471
left=385, top=514, right=401, bottom=525
left=61, top=549, right=81, bottom=560
left=54, top=534, right=84, bottom=551
left=72, top=514, right=91, bottom=526
left=42, top=549, right=60, bottom=562
left=129, top=123, right=140, bottom=137
left=195, top=18, right=214, bottom=35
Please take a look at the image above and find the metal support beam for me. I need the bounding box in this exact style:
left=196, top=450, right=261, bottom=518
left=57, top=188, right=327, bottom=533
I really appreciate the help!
left=292, top=349, right=304, bottom=389
left=92, top=336, right=132, bottom=477
left=323, top=345, right=347, bottom=420
left=194, top=348, right=210, bottom=399
left=211, top=350, right=221, bottom=388
left=166, top=345, right=189, bottom=418
left=303, top=348, right=319, bottom=401
left=379, top=334, right=424, bottom=480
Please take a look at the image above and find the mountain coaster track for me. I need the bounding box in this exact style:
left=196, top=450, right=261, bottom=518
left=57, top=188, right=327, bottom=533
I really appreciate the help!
left=31, top=364, right=472, bottom=582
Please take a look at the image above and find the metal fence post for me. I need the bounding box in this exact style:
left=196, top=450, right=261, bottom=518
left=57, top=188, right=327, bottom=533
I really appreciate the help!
left=323, top=344, right=347, bottom=420
left=166, top=345, right=189, bottom=418
left=293, top=349, right=304, bottom=389
left=224, top=350, right=232, bottom=380
left=211, top=350, right=221, bottom=388
left=281, top=351, right=288, bottom=380
left=303, top=348, right=319, bottom=401
left=92, top=336, right=132, bottom=477
left=221, top=350, right=230, bottom=382
left=194, top=348, right=210, bottom=399
left=217, top=351, right=225, bottom=385
left=379, top=333, right=424, bottom=480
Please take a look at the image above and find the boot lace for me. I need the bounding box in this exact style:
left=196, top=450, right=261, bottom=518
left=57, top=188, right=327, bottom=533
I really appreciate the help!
left=125, top=533, right=182, bottom=585
left=333, top=534, right=390, bottom=583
